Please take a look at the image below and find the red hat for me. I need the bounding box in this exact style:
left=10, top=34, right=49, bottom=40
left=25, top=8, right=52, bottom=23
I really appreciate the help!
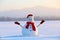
left=27, top=14, right=33, bottom=18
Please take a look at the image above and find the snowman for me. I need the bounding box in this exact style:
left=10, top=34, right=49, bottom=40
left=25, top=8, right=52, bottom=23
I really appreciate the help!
left=15, top=14, right=45, bottom=36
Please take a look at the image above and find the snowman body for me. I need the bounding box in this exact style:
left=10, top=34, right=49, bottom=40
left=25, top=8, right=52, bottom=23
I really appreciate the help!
left=22, top=23, right=38, bottom=36
left=22, top=15, right=38, bottom=36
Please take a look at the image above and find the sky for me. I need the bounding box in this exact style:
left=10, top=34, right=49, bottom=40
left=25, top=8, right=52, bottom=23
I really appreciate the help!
left=0, top=0, right=60, bottom=11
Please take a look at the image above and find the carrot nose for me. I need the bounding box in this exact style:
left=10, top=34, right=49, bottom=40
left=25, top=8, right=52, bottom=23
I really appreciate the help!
left=15, top=21, right=20, bottom=25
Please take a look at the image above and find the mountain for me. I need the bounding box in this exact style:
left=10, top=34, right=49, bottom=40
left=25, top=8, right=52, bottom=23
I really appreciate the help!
left=0, top=6, right=60, bottom=18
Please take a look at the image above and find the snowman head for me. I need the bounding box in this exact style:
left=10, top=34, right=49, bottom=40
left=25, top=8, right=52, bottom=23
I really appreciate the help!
left=27, top=14, right=34, bottom=22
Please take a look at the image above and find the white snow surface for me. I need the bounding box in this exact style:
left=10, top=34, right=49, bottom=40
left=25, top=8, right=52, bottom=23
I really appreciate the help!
left=0, top=21, right=60, bottom=40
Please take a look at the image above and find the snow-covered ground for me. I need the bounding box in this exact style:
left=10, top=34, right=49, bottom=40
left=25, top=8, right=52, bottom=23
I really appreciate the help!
left=0, top=21, right=60, bottom=40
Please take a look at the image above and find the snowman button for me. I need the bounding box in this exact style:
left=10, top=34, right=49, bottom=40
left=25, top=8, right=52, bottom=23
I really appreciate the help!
left=30, top=27, right=31, bottom=28
left=30, top=30, right=32, bottom=31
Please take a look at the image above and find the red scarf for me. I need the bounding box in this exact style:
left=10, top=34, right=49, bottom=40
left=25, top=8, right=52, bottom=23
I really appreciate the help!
left=26, top=22, right=36, bottom=31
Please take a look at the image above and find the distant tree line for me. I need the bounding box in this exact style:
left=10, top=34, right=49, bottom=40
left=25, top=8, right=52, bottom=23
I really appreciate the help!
left=0, top=16, right=60, bottom=21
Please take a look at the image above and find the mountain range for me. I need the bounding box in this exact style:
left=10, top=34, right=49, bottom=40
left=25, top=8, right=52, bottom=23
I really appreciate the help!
left=0, top=6, right=60, bottom=18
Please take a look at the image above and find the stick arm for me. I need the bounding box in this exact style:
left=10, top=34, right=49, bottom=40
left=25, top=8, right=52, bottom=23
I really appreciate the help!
left=37, top=20, right=45, bottom=27
left=37, top=24, right=41, bottom=27
left=14, top=21, right=23, bottom=28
